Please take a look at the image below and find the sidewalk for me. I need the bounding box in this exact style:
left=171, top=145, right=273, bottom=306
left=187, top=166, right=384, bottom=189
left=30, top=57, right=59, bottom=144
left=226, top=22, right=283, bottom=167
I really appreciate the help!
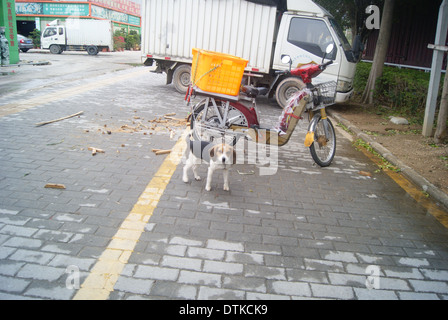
left=328, top=107, right=448, bottom=211
left=1, top=69, right=448, bottom=300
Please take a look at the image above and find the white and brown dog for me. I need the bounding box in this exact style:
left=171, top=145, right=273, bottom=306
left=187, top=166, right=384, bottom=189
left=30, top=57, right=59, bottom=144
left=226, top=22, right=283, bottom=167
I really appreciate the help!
left=183, top=135, right=236, bottom=191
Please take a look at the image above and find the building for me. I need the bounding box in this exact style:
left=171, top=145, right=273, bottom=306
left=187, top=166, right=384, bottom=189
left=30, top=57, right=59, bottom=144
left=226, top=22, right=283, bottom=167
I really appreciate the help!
left=15, top=0, right=141, bottom=37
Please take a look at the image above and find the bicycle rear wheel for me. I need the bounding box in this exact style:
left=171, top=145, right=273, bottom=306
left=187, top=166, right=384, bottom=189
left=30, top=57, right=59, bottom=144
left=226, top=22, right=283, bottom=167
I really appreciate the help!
left=309, top=116, right=336, bottom=167
left=190, top=99, right=249, bottom=145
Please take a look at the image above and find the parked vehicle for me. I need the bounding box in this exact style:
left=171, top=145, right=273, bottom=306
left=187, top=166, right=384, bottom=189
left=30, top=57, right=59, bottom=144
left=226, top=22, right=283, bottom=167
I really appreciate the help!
left=41, top=19, right=114, bottom=55
left=18, top=34, right=33, bottom=53
left=141, top=0, right=362, bottom=108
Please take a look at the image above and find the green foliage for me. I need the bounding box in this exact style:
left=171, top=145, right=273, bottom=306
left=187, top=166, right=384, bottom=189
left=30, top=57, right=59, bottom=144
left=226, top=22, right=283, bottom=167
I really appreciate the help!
left=113, top=29, right=140, bottom=51
left=353, top=62, right=443, bottom=124
left=29, top=29, right=41, bottom=48
left=125, top=30, right=140, bottom=50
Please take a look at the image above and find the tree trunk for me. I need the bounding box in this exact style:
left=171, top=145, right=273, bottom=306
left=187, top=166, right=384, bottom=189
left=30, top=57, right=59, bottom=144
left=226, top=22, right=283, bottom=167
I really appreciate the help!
left=434, top=66, right=448, bottom=143
left=361, top=0, right=395, bottom=105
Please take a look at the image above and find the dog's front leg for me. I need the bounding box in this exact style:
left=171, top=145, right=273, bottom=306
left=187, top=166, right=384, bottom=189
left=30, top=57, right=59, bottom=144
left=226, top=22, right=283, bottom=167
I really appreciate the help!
left=223, top=169, right=230, bottom=191
left=205, top=166, right=214, bottom=191
left=192, top=164, right=201, bottom=181
left=182, top=163, right=190, bottom=183
left=182, top=156, right=193, bottom=183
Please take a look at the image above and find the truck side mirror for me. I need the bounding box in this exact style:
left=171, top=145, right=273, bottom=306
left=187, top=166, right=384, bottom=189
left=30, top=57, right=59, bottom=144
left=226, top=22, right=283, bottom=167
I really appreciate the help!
left=281, top=54, right=292, bottom=71
left=322, top=43, right=335, bottom=63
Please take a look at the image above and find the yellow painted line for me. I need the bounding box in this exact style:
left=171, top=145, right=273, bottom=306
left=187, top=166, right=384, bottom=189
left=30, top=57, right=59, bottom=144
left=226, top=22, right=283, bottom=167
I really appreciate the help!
left=0, top=68, right=148, bottom=117
left=73, top=130, right=187, bottom=300
left=358, top=146, right=448, bottom=229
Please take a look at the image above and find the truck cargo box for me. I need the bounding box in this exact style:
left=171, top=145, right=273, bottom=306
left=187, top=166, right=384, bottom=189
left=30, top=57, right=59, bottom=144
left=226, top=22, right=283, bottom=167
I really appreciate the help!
left=141, top=0, right=277, bottom=73
left=65, top=19, right=113, bottom=49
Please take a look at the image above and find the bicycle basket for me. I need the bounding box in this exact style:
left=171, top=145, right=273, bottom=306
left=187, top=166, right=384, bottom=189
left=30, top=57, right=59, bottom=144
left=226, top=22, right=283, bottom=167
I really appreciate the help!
left=313, top=81, right=337, bottom=108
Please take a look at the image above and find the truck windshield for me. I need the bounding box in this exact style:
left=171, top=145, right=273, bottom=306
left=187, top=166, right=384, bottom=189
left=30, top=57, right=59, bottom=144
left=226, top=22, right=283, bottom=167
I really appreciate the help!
left=43, top=28, right=57, bottom=37
left=328, top=18, right=357, bottom=62
left=287, top=17, right=336, bottom=60
left=328, top=18, right=351, bottom=51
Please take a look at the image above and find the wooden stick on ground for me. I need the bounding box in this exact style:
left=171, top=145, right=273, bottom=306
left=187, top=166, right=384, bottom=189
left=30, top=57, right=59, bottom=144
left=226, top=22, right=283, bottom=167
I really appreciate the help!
left=152, top=148, right=171, bottom=155
left=45, top=183, right=66, bottom=189
left=155, top=150, right=171, bottom=155
left=35, top=111, right=84, bottom=127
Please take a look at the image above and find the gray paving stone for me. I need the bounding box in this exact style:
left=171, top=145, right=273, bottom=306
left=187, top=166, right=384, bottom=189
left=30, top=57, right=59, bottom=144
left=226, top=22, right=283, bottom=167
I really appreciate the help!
left=114, top=276, right=154, bottom=295
left=9, top=249, right=54, bottom=265
left=409, top=280, right=448, bottom=294
left=270, top=280, right=311, bottom=297
left=178, top=270, right=221, bottom=287
left=187, top=247, right=225, bottom=261
left=161, top=256, right=202, bottom=272
left=16, top=264, right=66, bottom=281
left=134, top=265, right=179, bottom=281
left=150, top=281, right=197, bottom=299
left=354, top=288, right=398, bottom=300
left=24, top=282, right=75, bottom=300
left=0, top=275, right=30, bottom=293
left=311, top=283, right=355, bottom=300
left=197, top=286, right=245, bottom=300
left=223, top=275, right=267, bottom=293
left=203, top=260, right=243, bottom=275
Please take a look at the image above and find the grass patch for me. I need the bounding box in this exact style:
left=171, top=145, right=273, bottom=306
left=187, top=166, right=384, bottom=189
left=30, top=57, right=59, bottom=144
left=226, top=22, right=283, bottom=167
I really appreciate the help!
left=353, top=138, right=400, bottom=173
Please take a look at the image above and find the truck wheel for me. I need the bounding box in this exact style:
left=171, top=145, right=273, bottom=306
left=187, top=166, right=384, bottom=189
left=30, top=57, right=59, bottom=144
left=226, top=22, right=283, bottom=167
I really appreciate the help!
left=173, top=64, right=191, bottom=93
left=87, top=46, right=99, bottom=55
left=275, top=77, right=305, bottom=109
left=50, top=45, right=62, bottom=54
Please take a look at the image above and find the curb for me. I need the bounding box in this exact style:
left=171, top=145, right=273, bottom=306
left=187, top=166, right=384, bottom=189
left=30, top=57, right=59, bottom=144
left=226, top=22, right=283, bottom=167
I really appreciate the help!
left=328, top=108, right=448, bottom=211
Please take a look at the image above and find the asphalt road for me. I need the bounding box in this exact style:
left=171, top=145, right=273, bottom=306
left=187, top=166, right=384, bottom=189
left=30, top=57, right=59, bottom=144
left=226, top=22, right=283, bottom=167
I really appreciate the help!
left=1, top=50, right=448, bottom=301
left=0, top=49, right=144, bottom=99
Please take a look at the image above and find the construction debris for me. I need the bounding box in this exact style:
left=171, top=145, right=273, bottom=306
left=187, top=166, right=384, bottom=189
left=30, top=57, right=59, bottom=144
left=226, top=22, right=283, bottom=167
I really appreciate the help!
left=359, top=171, right=372, bottom=177
left=35, top=111, right=84, bottom=127
left=45, top=183, right=66, bottom=189
left=88, top=147, right=105, bottom=156
left=152, top=148, right=171, bottom=155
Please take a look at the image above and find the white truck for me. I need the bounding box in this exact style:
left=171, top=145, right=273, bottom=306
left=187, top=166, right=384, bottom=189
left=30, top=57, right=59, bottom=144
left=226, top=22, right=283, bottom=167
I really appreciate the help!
left=141, top=0, right=362, bottom=108
left=41, top=19, right=114, bottom=55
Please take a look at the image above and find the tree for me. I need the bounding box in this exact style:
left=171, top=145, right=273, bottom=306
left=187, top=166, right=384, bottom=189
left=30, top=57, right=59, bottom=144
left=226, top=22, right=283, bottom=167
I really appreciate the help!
left=361, top=0, right=395, bottom=105
left=314, top=0, right=383, bottom=44
left=434, top=65, right=448, bottom=143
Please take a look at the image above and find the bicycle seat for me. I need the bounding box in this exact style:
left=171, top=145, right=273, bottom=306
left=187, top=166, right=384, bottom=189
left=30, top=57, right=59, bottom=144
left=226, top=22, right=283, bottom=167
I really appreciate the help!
left=242, top=86, right=269, bottom=98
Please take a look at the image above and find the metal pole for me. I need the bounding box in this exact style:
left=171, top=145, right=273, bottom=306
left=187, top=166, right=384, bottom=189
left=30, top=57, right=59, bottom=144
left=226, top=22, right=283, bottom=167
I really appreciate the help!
left=423, top=0, right=448, bottom=137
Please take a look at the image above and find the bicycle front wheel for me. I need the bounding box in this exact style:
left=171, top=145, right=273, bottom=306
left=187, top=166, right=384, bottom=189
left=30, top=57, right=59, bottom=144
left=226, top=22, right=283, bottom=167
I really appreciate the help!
left=309, top=116, right=336, bottom=167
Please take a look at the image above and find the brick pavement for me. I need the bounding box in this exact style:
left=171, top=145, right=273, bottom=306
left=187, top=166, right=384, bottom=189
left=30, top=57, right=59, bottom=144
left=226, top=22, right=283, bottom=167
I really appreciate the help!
left=1, top=67, right=448, bottom=300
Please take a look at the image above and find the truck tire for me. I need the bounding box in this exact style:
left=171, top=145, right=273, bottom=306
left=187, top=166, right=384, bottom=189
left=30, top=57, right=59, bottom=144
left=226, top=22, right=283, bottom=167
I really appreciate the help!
left=275, top=77, right=305, bottom=109
left=87, top=46, right=99, bottom=55
left=50, top=44, right=62, bottom=54
left=173, top=64, right=191, bottom=93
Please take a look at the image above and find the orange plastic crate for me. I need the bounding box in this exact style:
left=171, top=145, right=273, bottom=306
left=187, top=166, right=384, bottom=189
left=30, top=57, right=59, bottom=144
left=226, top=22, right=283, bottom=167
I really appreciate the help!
left=191, top=48, right=248, bottom=96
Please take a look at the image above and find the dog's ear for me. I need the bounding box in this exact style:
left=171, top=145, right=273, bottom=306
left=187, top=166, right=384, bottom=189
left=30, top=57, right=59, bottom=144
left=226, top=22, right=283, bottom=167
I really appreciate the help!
left=209, top=145, right=217, bottom=160
left=232, top=147, right=236, bottom=164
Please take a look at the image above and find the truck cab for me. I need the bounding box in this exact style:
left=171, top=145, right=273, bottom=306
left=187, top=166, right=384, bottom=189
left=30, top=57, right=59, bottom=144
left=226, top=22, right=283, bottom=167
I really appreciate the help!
left=272, top=2, right=358, bottom=105
left=41, top=22, right=65, bottom=54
